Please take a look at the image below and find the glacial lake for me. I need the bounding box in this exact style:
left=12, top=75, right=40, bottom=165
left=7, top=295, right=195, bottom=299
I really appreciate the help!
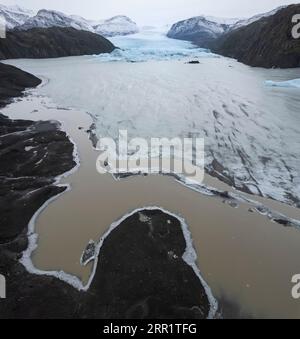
left=3, top=31, right=300, bottom=318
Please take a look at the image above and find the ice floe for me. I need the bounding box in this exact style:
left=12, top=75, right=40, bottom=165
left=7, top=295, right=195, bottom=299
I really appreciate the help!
left=266, top=79, right=300, bottom=88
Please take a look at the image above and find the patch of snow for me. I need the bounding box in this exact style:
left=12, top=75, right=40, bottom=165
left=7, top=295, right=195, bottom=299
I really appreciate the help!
left=25, top=146, right=35, bottom=151
left=200, top=15, right=242, bottom=26
left=138, top=212, right=151, bottom=223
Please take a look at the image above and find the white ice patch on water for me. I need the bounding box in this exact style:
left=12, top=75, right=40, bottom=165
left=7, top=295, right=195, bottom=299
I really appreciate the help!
left=266, top=79, right=300, bottom=89
left=25, top=146, right=35, bottom=151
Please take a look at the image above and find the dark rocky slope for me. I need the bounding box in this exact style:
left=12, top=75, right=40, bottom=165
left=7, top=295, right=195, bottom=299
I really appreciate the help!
left=0, top=64, right=78, bottom=317
left=212, top=4, right=300, bottom=68
left=0, top=63, right=41, bottom=107
left=0, top=116, right=76, bottom=242
left=0, top=115, right=79, bottom=318
left=0, top=27, right=115, bottom=59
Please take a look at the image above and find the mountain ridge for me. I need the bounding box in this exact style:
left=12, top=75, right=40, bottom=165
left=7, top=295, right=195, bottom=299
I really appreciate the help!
left=167, top=15, right=236, bottom=48
left=0, top=5, right=139, bottom=37
left=212, top=4, right=300, bottom=68
left=17, top=9, right=95, bottom=32
left=0, top=27, right=116, bottom=59
left=93, top=15, right=139, bottom=37
left=167, top=6, right=289, bottom=48
left=0, top=4, right=34, bottom=30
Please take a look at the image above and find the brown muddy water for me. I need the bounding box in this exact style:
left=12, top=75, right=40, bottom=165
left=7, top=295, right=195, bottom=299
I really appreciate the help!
left=3, top=91, right=300, bottom=319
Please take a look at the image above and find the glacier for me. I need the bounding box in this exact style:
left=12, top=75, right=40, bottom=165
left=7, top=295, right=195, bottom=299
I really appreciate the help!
left=95, top=30, right=219, bottom=62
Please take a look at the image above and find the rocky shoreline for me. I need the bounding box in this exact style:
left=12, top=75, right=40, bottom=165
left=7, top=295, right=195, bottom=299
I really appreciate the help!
left=0, top=63, right=79, bottom=318
left=0, top=63, right=41, bottom=107
left=0, top=64, right=213, bottom=319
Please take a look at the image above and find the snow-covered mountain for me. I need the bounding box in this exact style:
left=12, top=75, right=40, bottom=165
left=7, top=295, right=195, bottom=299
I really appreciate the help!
left=230, top=6, right=286, bottom=31
left=13, top=8, right=139, bottom=37
left=0, top=4, right=137, bottom=37
left=93, top=16, right=139, bottom=37
left=167, top=6, right=288, bottom=47
left=0, top=4, right=34, bottom=30
left=167, top=16, right=239, bottom=47
left=212, top=4, right=299, bottom=68
left=18, top=9, right=95, bottom=32
left=200, top=16, right=242, bottom=26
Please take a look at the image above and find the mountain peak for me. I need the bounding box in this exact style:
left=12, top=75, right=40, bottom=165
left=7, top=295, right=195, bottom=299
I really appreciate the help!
left=0, top=4, right=34, bottom=30
left=167, top=16, right=233, bottom=48
left=93, top=15, right=139, bottom=37
left=18, top=8, right=95, bottom=32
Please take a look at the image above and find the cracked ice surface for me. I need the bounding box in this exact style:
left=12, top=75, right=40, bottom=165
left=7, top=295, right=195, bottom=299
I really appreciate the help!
left=5, top=39, right=300, bottom=206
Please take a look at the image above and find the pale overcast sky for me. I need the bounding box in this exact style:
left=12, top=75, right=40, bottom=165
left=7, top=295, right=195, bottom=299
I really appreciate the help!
left=1, top=0, right=298, bottom=25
